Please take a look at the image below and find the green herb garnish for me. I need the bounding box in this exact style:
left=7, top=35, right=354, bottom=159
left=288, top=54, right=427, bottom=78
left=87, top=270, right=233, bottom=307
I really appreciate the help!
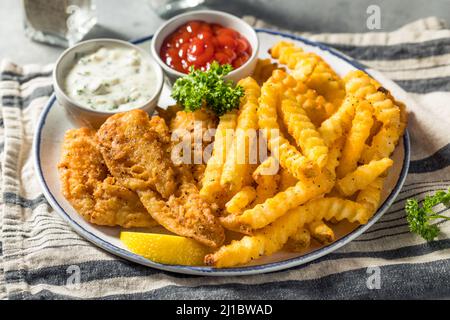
left=405, top=188, right=450, bottom=241
left=171, top=62, right=244, bottom=116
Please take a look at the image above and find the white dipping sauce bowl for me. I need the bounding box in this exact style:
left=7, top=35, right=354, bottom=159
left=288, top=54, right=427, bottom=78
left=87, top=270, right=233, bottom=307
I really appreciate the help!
left=151, top=10, right=260, bottom=85
left=53, top=38, right=164, bottom=128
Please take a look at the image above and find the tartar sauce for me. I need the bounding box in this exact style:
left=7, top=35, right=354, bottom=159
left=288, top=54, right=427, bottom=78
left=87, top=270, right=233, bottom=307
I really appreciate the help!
left=64, top=46, right=157, bottom=111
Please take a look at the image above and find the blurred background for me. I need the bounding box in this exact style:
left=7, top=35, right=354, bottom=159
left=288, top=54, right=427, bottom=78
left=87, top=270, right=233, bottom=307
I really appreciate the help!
left=1, top=0, right=449, bottom=64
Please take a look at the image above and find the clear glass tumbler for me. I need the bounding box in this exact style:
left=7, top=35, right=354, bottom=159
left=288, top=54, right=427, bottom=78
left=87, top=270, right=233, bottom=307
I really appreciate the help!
left=148, top=0, right=207, bottom=19
left=22, top=0, right=97, bottom=48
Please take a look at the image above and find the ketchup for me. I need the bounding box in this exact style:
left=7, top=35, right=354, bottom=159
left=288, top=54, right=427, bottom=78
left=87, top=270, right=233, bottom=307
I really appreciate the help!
left=160, top=20, right=252, bottom=73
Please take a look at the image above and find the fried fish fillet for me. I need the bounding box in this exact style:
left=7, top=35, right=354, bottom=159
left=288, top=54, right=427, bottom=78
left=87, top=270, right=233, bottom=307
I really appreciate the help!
left=96, top=110, right=177, bottom=199
left=139, top=184, right=224, bottom=248
left=97, top=110, right=225, bottom=248
left=170, top=108, right=218, bottom=187
left=155, top=104, right=183, bottom=124
left=58, top=128, right=157, bottom=228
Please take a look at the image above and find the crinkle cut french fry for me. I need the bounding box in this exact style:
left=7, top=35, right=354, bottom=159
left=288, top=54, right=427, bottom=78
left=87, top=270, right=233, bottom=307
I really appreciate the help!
left=344, top=70, right=405, bottom=164
left=253, top=156, right=279, bottom=181
left=298, top=89, right=331, bottom=127
left=280, top=75, right=332, bottom=128
left=368, top=91, right=401, bottom=128
left=220, top=145, right=342, bottom=234
left=272, top=134, right=319, bottom=179
left=308, top=220, right=335, bottom=244
left=252, top=157, right=280, bottom=205
left=356, top=177, right=384, bottom=214
left=336, top=100, right=374, bottom=178
left=269, top=41, right=302, bottom=66
left=279, top=97, right=328, bottom=168
left=326, top=137, right=345, bottom=178
left=252, top=58, right=281, bottom=85
left=279, top=168, right=298, bottom=191
left=270, top=41, right=345, bottom=109
left=220, top=77, right=260, bottom=194
left=344, top=70, right=400, bottom=128
left=344, top=70, right=377, bottom=99
left=304, top=62, right=346, bottom=112
left=280, top=66, right=336, bottom=127
left=307, top=197, right=371, bottom=224
left=206, top=202, right=310, bottom=267
left=366, top=117, right=383, bottom=146
left=285, top=227, right=311, bottom=252
left=385, top=89, right=408, bottom=137
left=360, top=125, right=400, bottom=163
left=225, top=186, right=257, bottom=215
left=318, top=95, right=357, bottom=147
left=336, top=158, right=393, bottom=197
left=258, top=74, right=319, bottom=180
left=200, top=110, right=238, bottom=203
left=361, top=96, right=407, bottom=163
left=220, top=170, right=334, bottom=233
left=254, top=174, right=279, bottom=205
left=344, top=70, right=408, bottom=136
left=206, top=197, right=369, bottom=267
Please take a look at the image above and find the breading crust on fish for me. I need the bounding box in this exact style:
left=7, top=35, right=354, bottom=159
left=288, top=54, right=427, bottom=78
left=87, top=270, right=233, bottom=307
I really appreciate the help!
left=58, top=127, right=157, bottom=228
left=96, top=110, right=225, bottom=248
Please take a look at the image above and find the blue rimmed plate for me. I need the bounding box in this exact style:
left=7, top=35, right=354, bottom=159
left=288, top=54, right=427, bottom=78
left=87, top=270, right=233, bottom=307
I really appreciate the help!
left=33, top=29, right=411, bottom=276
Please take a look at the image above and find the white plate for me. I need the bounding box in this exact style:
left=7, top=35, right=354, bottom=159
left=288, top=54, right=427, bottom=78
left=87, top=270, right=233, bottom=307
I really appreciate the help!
left=33, top=29, right=410, bottom=276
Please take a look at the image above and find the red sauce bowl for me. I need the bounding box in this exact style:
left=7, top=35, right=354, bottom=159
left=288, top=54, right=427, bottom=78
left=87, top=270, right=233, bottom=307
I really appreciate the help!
left=160, top=20, right=252, bottom=74
left=151, top=10, right=259, bottom=84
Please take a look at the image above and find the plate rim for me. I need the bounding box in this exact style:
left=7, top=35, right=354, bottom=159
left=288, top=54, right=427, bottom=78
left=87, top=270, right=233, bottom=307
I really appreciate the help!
left=33, top=28, right=411, bottom=276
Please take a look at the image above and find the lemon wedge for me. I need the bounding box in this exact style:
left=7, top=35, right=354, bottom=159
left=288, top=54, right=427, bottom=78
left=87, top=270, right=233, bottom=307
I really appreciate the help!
left=120, top=232, right=210, bottom=266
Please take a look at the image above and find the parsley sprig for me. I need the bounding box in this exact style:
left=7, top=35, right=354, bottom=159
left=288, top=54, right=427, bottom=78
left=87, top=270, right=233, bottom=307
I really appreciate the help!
left=171, top=62, right=244, bottom=116
left=405, top=188, right=450, bottom=241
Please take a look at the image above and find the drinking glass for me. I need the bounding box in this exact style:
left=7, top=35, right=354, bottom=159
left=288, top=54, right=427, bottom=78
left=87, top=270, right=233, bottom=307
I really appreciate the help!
left=22, top=0, right=97, bottom=47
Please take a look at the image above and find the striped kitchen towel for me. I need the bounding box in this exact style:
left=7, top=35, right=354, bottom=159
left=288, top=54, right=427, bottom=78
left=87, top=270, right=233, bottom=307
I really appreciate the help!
left=1, top=17, right=450, bottom=300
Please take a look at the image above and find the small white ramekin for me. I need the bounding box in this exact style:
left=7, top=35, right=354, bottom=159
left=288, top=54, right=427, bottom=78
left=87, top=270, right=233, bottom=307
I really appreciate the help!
left=151, top=10, right=259, bottom=85
left=53, top=39, right=164, bottom=128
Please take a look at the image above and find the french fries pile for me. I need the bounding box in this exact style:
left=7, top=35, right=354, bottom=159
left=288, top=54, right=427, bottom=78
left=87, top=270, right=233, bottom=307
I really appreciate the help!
left=202, top=41, right=407, bottom=267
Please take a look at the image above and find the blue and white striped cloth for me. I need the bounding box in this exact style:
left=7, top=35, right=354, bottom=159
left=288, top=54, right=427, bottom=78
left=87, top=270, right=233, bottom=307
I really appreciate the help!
left=1, top=17, right=449, bottom=299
